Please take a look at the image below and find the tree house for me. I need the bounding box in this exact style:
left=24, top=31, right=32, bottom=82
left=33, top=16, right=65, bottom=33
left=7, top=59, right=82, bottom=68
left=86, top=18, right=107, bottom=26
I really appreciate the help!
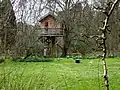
left=39, top=13, right=64, bottom=57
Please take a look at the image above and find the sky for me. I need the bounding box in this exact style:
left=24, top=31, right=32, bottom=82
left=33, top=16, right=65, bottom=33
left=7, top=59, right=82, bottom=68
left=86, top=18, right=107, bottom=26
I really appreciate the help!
left=11, top=0, right=47, bottom=25
left=11, top=0, right=93, bottom=25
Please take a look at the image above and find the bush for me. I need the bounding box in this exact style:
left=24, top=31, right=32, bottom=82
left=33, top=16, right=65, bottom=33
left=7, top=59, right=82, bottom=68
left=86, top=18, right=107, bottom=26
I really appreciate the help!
left=0, top=58, right=4, bottom=63
left=107, top=55, right=115, bottom=58
left=0, top=57, right=5, bottom=63
left=14, top=56, right=53, bottom=62
left=72, top=56, right=82, bottom=60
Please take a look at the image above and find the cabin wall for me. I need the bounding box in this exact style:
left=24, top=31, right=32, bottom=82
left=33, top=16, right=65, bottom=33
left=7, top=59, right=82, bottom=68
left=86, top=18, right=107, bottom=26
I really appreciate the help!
left=40, top=16, right=60, bottom=29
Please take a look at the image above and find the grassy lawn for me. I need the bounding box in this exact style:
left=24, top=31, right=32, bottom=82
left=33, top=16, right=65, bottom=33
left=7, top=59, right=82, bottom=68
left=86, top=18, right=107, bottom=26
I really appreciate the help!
left=0, top=58, right=120, bottom=90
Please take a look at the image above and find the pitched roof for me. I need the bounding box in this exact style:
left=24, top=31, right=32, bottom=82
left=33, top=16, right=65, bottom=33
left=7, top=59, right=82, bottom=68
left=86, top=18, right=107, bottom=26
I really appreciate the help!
left=39, top=12, right=55, bottom=22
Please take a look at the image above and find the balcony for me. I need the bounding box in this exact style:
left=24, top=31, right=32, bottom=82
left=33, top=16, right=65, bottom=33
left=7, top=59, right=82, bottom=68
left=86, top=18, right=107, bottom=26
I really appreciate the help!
left=40, top=28, right=64, bottom=37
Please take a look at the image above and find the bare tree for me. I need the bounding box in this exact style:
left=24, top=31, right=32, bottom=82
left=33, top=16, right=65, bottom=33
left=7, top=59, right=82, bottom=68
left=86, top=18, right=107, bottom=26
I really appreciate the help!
left=46, top=0, right=89, bottom=57
left=99, top=1, right=120, bottom=89
left=0, top=0, right=16, bottom=55
left=84, top=0, right=120, bottom=89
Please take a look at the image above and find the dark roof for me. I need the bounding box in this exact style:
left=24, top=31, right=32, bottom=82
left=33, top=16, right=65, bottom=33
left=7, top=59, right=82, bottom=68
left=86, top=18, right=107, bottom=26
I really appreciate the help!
left=39, top=12, right=55, bottom=22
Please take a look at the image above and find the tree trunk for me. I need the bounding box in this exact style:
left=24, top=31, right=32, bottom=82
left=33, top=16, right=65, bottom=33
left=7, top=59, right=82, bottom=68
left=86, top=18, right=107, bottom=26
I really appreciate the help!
left=62, top=45, right=68, bottom=57
left=100, top=0, right=120, bottom=90
left=61, top=28, right=69, bottom=57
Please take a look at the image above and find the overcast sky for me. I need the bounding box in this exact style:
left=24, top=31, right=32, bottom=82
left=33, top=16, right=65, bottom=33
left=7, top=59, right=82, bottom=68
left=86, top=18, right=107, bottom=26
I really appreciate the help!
left=11, top=0, right=93, bottom=25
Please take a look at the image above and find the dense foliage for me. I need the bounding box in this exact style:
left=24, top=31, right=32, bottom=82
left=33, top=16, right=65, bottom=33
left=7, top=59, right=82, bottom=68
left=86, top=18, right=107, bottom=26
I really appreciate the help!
left=13, top=56, right=53, bottom=62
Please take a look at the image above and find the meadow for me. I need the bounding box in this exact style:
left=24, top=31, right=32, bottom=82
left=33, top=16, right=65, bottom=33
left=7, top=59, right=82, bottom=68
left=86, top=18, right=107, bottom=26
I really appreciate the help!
left=0, top=58, right=120, bottom=90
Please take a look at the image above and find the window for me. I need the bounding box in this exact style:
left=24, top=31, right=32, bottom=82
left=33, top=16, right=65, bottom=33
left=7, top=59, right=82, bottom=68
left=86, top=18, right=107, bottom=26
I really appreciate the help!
left=45, top=22, right=48, bottom=28
left=45, top=22, right=48, bottom=33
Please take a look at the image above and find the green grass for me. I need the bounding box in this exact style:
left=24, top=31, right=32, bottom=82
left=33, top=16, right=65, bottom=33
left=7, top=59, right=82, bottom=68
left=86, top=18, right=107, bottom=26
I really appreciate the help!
left=0, top=58, right=120, bottom=90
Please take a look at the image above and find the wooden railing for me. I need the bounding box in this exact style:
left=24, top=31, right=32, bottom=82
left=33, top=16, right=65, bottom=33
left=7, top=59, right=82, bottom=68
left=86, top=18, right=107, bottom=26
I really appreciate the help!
left=40, top=28, right=64, bottom=36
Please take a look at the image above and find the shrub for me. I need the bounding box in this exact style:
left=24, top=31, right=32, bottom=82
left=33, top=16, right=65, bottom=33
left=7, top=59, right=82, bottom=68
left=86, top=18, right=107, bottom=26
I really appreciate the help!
left=0, top=58, right=4, bottom=63
left=72, top=56, right=81, bottom=60
left=14, top=56, right=53, bottom=62
left=66, top=55, right=70, bottom=59
left=107, top=55, right=115, bottom=58
left=0, top=56, right=5, bottom=63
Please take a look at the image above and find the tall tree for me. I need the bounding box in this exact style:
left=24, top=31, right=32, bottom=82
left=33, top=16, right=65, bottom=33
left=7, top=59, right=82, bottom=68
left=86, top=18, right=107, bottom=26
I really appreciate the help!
left=0, top=0, right=16, bottom=54
left=86, top=0, right=120, bottom=89
left=46, top=0, right=89, bottom=57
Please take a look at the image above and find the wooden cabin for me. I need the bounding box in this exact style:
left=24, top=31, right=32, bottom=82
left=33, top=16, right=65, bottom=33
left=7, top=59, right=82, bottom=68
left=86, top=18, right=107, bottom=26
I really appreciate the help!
left=39, top=13, right=63, bottom=36
left=39, top=13, right=63, bottom=57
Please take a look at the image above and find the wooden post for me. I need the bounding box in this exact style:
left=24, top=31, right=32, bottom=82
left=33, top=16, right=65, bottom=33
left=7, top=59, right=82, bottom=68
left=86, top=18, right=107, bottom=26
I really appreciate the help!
left=51, top=37, right=56, bottom=57
left=44, top=47, right=47, bottom=57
